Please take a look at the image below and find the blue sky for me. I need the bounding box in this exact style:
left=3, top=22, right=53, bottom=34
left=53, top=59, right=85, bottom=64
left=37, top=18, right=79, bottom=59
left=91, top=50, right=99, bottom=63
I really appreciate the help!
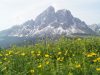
left=0, top=0, right=100, bottom=31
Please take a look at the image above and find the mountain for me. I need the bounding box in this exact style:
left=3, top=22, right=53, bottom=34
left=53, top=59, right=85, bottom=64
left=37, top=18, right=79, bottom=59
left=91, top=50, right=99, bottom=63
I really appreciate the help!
left=89, top=24, right=100, bottom=34
left=0, top=6, right=95, bottom=38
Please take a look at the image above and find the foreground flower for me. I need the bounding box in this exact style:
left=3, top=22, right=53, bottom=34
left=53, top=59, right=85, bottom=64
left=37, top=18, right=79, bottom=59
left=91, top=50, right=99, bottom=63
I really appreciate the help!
left=46, top=61, right=49, bottom=65
left=8, top=51, right=13, bottom=55
left=57, top=57, right=60, bottom=61
left=58, top=52, right=62, bottom=55
left=21, top=53, right=25, bottom=56
left=93, top=57, right=100, bottom=62
left=93, top=59, right=97, bottom=62
left=30, top=69, right=34, bottom=73
left=31, top=51, right=34, bottom=54
left=45, top=54, right=49, bottom=58
left=5, top=54, right=9, bottom=56
left=38, top=64, right=42, bottom=68
left=96, top=68, right=100, bottom=71
left=96, top=57, right=100, bottom=62
left=57, top=57, right=64, bottom=62
left=37, top=53, right=41, bottom=56
left=75, top=64, right=81, bottom=68
left=86, top=52, right=96, bottom=57
left=36, top=51, right=41, bottom=56
left=38, top=51, right=41, bottom=54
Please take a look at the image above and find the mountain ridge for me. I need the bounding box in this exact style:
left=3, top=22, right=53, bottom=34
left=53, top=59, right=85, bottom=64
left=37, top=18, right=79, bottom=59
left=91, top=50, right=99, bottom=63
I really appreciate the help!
left=0, top=6, right=96, bottom=37
left=89, top=24, right=100, bottom=34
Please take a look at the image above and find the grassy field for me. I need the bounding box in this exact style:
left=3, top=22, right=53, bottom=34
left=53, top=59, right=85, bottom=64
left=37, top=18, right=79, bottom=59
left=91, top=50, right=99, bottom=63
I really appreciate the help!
left=0, top=37, right=100, bottom=75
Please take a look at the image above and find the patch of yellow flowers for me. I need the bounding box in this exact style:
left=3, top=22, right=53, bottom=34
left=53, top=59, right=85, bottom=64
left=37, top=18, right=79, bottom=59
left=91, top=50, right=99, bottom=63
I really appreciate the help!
left=96, top=68, right=100, bottom=71
left=45, top=54, right=49, bottom=58
left=86, top=52, right=97, bottom=57
left=57, top=57, right=64, bottom=62
left=93, top=57, right=100, bottom=62
left=37, top=51, right=41, bottom=56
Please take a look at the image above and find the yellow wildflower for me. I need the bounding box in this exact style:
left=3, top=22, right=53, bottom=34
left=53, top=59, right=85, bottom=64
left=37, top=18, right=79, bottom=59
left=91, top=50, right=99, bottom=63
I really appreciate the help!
left=60, top=57, right=64, bottom=62
left=96, top=68, right=100, bottom=71
left=37, top=51, right=41, bottom=56
left=5, top=54, right=9, bottom=56
left=21, top=53, right=25, bottom=56
left=50, top=55, right=52, bottom=58
left=87, top=52, right=96, bottom=57
left=58, top=52, right=62, bottom=55
left=46, top=61, right=49, bottom=65
left=57, top=57, right=60, bottom=61
left=45, top=54, right=49, bottom=58
left=38, top=64, right=42, bottom=68
left=30, top=69, right=34, bottom=73
left=37, top=53, right=40, bottom=56
left=96, top=57, right=100, bottom=62
left=75, top=64, right=81, bottom=68
left=93, top=57, right=100, bottom=62
left=91, top=52, right=97, bottom=56
left=38, top=51, right=41, bottom=54
left=8, top=51, right=13, bottom=55
left=57, top=57, right=64, bottom=62
left=93, top=59, right=97, bottom=62
left=31, top=51, right=34, bottom=54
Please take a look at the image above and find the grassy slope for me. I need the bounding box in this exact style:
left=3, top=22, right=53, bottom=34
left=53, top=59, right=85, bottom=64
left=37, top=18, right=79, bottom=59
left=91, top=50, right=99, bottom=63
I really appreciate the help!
left=0, top=37, right=100, bottom=75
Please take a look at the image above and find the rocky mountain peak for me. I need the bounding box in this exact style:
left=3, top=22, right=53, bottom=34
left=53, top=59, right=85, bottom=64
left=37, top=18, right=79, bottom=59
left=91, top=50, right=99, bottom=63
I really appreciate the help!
left=56, top=9, right=72, bottom=16
left=46, top=6, right=55, bottom=12
left=34, top=6, right=56, bottom=26
left=56, top=9, right=73, bottom=25
left=0, top=6, right=96, bottom=37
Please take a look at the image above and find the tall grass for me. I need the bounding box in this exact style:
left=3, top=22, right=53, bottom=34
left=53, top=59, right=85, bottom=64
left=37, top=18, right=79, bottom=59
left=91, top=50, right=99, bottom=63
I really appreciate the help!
left=0, top=37, right=100, bottom=75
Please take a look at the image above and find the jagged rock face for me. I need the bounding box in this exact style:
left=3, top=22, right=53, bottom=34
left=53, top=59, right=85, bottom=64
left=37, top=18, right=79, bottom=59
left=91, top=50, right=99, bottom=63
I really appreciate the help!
left=89, top=24, right=100, bottom=34
left=35, top=6, right=56, bottom=27
left=56, top=10, right=74, bottom=25
left=0, top=6, right=95, bottom=37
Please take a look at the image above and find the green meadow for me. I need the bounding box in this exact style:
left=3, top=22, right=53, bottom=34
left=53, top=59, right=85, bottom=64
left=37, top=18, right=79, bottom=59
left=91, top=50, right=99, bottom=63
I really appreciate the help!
left=0, top=37, right=100, bottom=75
